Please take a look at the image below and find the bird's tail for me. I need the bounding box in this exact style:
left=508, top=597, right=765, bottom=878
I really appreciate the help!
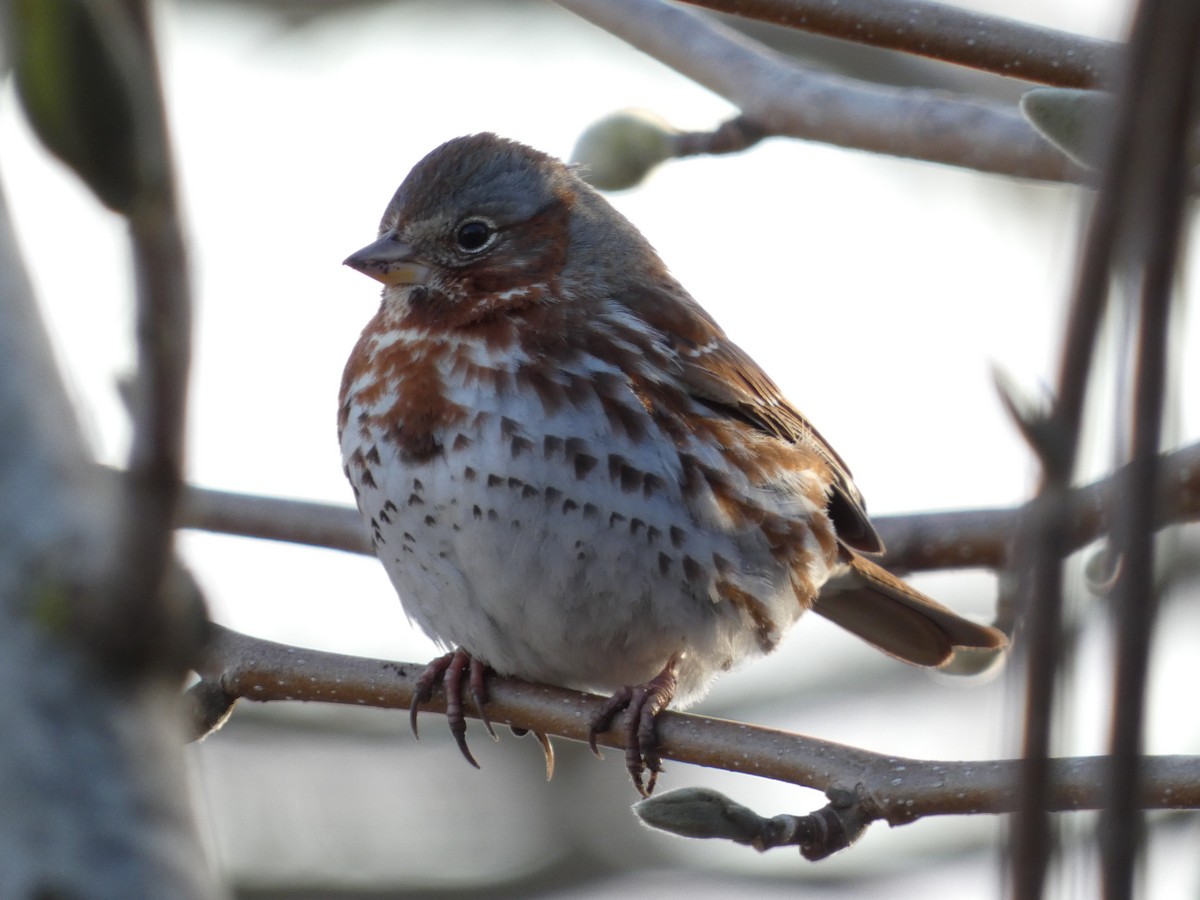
left=812, top=552, right=1007, bottom=668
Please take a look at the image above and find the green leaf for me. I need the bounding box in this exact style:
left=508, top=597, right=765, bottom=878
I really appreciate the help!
left=10, top=0, right=143, bottom=212
left=634, top=786, right=765, bottom=843
left=571, top=109, right=677, bottom=191
left=1020, top=87, right=1114, bottom=170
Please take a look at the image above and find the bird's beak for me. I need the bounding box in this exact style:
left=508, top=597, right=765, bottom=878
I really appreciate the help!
left=343, top=230, right=432, bottom=287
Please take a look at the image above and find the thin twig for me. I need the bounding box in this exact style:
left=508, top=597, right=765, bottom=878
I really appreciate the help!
left=1007, top=2, right=1141, bottom=892
left=179, top=482, right=369, bottom=555
left=1101, top=2, right=1200, bottom=896
left=93, top=2, right=194, bottom=673
left=194, top=624, right=1200, bottom=822
left=683, top=0, right=1120, bottom=89
left=557, top=0, right=1085, bottom=183
left=874, top=442, right=1200, bottom=573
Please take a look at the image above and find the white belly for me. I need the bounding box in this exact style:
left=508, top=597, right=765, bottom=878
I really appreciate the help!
left=341, top=343, right=829, bottom=706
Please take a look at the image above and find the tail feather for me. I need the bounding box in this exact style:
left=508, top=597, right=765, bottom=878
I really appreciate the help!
left=813, top=553, right=1007, bottom=668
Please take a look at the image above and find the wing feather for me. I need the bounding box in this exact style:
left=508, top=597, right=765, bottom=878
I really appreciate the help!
left=618, top=284, right=1007, bottom=665
left=669, top=329, right=883, bottom=554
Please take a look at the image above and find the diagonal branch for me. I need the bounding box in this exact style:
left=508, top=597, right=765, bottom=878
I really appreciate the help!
left=557, top=0, right=1086, bottom=182
left=682, top=0, right=1121, bottom=89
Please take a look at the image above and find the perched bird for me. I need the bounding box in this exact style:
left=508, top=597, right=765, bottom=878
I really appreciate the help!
left=339, top=133, right=1005, bottom=795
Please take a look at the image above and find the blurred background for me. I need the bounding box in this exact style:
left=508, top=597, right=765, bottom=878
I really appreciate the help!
left=2, top=0, right=1198, bottom=896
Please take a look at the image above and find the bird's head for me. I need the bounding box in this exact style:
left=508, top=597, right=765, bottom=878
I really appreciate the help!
left=345, top=133, right=590, bottom=325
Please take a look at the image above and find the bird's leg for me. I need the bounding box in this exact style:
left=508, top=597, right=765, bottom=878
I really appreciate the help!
left=409, top=648, right=496, bottom=768
left=588, top=655, right=679, bottom=797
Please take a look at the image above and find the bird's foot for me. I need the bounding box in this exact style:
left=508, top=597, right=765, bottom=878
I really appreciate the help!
left=410, top=648, right=497, bottom=768
left=588, top=656, right=679, bottom=797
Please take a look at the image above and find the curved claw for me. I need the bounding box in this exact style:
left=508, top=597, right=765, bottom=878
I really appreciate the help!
left=510, top=726, right=555, bottom=780
left=442, top=650, right=480, bottom=767
left=589, top=685, right=634, bottom=760
left=587, top=658, right=679, bottom=797
left=635, top=687, right=672, bottom=796
left=406, top=649, right=493, bottom=769
left=409, top=695, right=422, bottom=740
left=449, top=715, right=481, bottom=769
left=468, top=655, right=498, bottom=741
left=535, top=731, right=555, bottom=781
left=409, top=651, right=455, bottom=741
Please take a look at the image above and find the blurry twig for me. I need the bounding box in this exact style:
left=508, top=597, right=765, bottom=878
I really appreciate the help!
left=192, top=624, right=1200, bottom=854
left=683, top=0, right=1119, bottom=89
left=1006, top=0, right=1200, bottom=894
left=17, top=0, right=201, bottom=672
left=557, top=0, right=1085, bottom=182
left=1097, top=3, right=1199, bottom=897
left=105, top=5, right=194, bottom=673
left=178, top=480, right=370, bottom=554
left=873, top=441, right=1200, bottom=573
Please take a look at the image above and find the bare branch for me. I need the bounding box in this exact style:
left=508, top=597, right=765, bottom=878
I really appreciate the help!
left=557, top=0, right=1086, bottom=182
left=1007, top=0, right=1199, bottom=892
left=195, top=625, right=1200, bottom=830
left=1003, top=0, right=1200, bottom=892
left=97, top=3, right=195, bottom=673
left=1099, top=3, right=1200, bottom=895
left=683, top=0, right=1120, bottom=89
left=179, top=481, right=370, bottom=555
left=873, top=440, right=1200, bottom=573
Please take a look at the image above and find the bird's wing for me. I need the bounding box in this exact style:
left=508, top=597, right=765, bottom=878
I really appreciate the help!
left=626, top=287, right=1007, bottom=664
left=661, top=311, right=884, bottom=555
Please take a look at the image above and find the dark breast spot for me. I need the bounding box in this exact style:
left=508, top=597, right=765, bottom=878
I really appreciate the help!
left=574, top=454, right=598, bottom=479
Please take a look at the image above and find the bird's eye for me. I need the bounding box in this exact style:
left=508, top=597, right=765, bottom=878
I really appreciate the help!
left=455, top=219, right=495, bottom=253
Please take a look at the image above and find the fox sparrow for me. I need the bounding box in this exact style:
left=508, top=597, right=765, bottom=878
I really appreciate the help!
left=339, top=133, right=1006, bottom=795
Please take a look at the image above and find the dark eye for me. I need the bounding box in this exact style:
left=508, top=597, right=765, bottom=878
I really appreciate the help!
left=455, top=219, right=494, bottom=253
